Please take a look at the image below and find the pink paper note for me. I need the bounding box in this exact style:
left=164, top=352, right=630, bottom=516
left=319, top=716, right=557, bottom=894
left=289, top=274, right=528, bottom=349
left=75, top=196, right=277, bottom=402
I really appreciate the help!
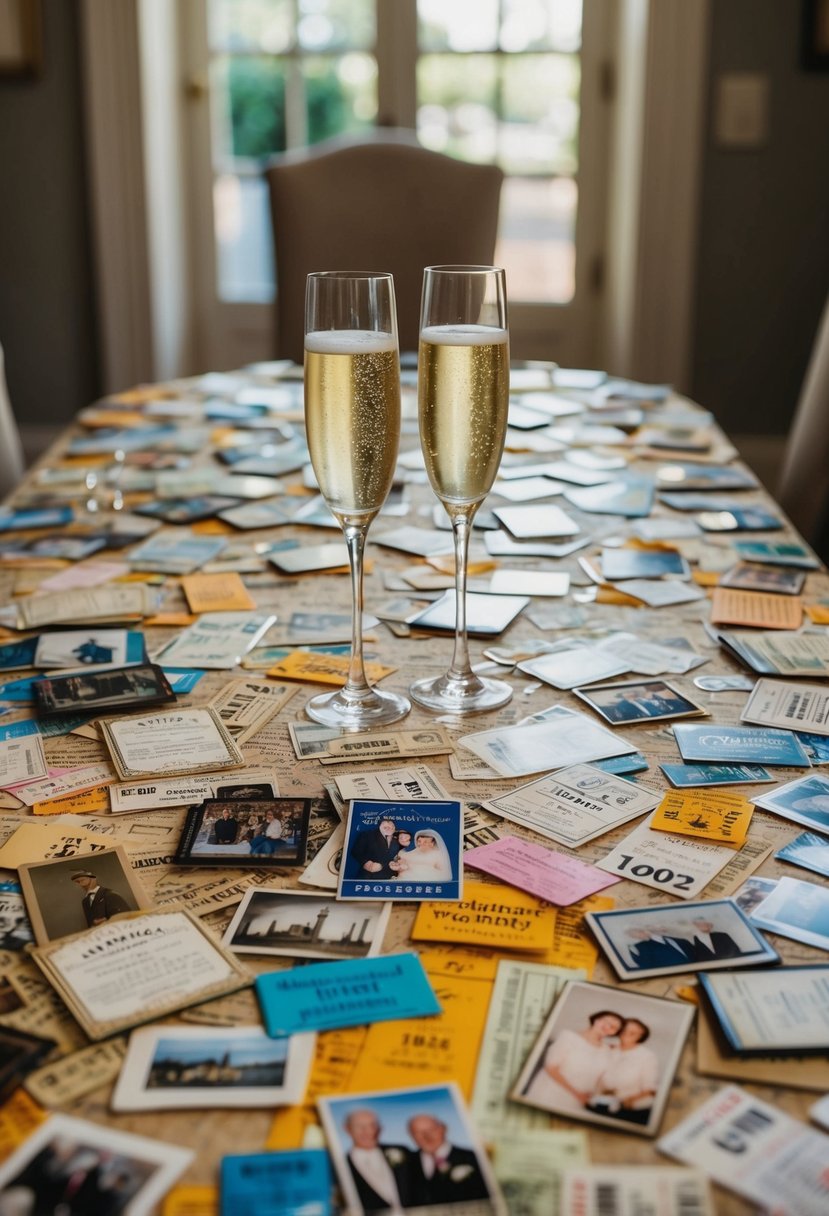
left=37, top=561, right=129, bottom=593
left=464, top=835, right=619, bottom=906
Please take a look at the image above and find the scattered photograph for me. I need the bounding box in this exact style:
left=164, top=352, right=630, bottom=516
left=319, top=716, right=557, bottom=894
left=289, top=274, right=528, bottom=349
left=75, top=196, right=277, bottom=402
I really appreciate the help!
left=719, top=562, right=806, bottom=595
left=222, top=889, right=391, bottom=960
left=318, top=1082, right=505, bottom=1215
left=0, top=1026, right=55, bottom=1105
left=584, top=899, right=778, bottom=981
left=698, top=967, right=829, bottom=1055
left=174, top=798, right=311, bottom=868
left=0, top=1113, right=192, bottom=1216
left=339, top=799, right=463, bottom=901
left=731, top=875, right=778, bottom=918
left=753, top=773, right=829, bottom=833
left=512, top=980, right=694, bottom=1136
left=776, top=830, right=829, bottom=879
left=0, top=887, right=34, bottom=952
left=31, top=664, right=175, bottom=717
left=18, top=846, right=152, bottom=946
left=575, top=679, right=707, bottom=726
left=750, top=875, right=829, bottom=952
left=112, top=1025, right=315, bottom=1111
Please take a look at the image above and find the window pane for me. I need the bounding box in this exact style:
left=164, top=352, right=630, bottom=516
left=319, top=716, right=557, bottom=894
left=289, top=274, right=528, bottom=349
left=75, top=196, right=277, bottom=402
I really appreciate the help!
left=212, top=55, right=288, bottom=163
left=499, top=54, right=579, bottom=175
left=214, top=173, right=275, bottom=302
left=303, top=53, right=377, bottom=144
left=496, top=176, right=576, bottom=303
left=417, top=54, right=498, bottom=161
left=418, top=0, right=499, bottom=52
left=500, top=0, right=582, bottom=52
left=209, top=0, right=296, bottom=54
left=297, top=0, right=375, bottom=52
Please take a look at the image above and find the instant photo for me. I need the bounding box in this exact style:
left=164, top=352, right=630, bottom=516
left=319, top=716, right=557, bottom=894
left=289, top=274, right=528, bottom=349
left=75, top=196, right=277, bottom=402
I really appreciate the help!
left=338, top=799, right=462, bottom=901
left=175, top=797, right=311, bottom=868
left=222, top=889, right=391, bottom=960
left=18, top=846, right=152, bottom=946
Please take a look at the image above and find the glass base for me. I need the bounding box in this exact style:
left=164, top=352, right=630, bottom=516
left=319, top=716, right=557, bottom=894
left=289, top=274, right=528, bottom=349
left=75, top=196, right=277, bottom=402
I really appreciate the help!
left=305, top=685, right=411, bottom=730
left=409, top=670, right=513, bottom=714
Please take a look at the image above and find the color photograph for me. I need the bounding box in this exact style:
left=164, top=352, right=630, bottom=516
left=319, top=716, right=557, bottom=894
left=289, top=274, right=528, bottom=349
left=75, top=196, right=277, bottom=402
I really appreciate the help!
left=512, top=980, right=694, bottom=1136
left=750, top=875, right=829, bottom=952
left=222, top=889, right=391, bottom=960
left=575, top=678, right=706, bottom=725
left=338, top=799, right=462, bottom=901
left=754, top=773, right=829, bottom=833
left=174, top=797, right=312, bottom=868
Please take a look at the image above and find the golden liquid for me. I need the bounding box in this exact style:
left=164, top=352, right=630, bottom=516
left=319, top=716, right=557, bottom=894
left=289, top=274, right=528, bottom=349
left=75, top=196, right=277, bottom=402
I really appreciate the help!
left=419, top=325, right=509, bottom=505
left=305, top=331, right=401, bottom=520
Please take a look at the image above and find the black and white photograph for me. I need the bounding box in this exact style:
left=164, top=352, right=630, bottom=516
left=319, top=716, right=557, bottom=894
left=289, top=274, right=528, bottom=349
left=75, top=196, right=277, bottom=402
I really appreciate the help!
left=111, top=1025, right=315, bottom=1111
left=174, top=797, right=311, bottom=868
left=0, top=888, right=33, bottom=952
left=511, top=980, right=694, bottom=1136
left=222, top=889, right=391, bottom=960
left=753, top=773, right=829, bottom=833
left=0, top=1113, right=192, bottom=1216
left=31, top=664, right=175, bottom=717
left=318, top=1083, right=506, bottom=1215
left=585, top=899, right=779, bottom=980
left=0, top=1025, right=55, bottom=1105
left=574, top=678, right=707, bottom=726
left=750, top=875, right=829, bottom=952
left=17, top=846, right=151, bottom=946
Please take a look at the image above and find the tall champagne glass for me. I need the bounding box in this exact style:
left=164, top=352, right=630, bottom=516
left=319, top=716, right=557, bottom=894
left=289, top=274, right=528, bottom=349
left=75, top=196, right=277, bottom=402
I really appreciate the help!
left=304, top=271, right=411, bottom=729
left=410, top=265, right=512, bottom=713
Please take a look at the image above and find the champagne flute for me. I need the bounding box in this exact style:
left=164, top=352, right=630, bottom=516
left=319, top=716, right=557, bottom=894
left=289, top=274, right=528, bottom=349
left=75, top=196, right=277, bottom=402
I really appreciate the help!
left=303, top=271, right=411, bottom=729
left=410, top=265, right=512, bottom=713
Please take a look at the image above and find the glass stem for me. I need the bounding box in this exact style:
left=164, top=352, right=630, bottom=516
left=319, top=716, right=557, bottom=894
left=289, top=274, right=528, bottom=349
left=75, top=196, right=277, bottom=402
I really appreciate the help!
left=448, top=505, right=477, bottom=680
left=343, top=521, right=371, bottom=697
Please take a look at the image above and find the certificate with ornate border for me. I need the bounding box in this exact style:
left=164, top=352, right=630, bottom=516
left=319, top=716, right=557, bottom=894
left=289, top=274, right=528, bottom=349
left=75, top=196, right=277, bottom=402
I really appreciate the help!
left=98, top=707, right=245, bottom=780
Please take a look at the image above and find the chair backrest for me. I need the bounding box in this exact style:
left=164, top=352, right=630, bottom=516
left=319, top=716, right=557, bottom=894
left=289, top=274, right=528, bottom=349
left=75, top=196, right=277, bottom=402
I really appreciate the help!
left=0, top=341, right=25, bottom=499
left=265, top=130, right=504, bottom=362
left=777, top=292, right=829, bottom=543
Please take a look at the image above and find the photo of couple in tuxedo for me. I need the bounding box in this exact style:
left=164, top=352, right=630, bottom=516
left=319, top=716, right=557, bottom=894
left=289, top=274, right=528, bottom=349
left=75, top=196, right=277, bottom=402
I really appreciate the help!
left=347, top=816, right=454, bottom=884
left=341, top=1106, right=492, bottom=1213
left=624, top=915, right=742, bottom=969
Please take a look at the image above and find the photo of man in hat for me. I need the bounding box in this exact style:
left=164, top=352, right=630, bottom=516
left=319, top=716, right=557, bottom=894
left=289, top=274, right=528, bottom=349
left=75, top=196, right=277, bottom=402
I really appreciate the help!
left=70, top=868, right=134, bottom=927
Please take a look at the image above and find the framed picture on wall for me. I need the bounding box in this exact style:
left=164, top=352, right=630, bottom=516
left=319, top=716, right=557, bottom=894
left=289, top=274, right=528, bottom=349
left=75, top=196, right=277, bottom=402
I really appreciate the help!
left=802, top=0, right=829, bottom=70
left=0, top=1, right=42, bottom=77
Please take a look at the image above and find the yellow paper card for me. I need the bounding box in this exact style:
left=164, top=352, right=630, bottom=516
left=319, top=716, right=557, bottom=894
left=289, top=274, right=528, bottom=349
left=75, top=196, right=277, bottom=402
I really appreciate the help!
left=0, top=821, right=114, bottom=869
left=651, top=788, right=754, bottom=846
left=529, top=894, right=615, bottom=975
left=266, top=651, right=396, bottom=685
left=144, top=612, right=199, bottom=627
left=710, top=586, right=803, bottom=630
left=411, top=880, right=555, bottom=952
left=0, top=1089, right=46, bottom=1163
left=806, top=604, right=829, bottom=624
left=266, top=1026, right=367, bottom=1149
left=192, top=519, right=235, bottom=536
left=181, top=573, right=256, bottom=613
left=161, top=1186, right=219, bottom=1216
left=31, top=785, right=112, bottom=817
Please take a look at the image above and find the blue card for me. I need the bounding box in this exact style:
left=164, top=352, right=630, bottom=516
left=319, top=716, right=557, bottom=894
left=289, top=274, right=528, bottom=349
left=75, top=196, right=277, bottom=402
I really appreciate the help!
left=339, top=799, right=463, bottom=901
left=0, top=719, right=40, bottom=741
left=220, top=1149, right=332, bottom=1216
left=0, top=638, right=38, bottom=671
left=796, top=731, right=829, bottom=764
left=661, top=762, right=772, bottom=787
left=775, top=831, right=829, bottom=880
left=161, top=668, right=206, bottom=693
left=0, top=676, right=38, bottom=702
left=673, top=723, right=811, bottom=767
left=0, top=506, right=73, bottom=532
left=734, top=540, right=820, bottom=569
left=592, top=752, right=649, bottom=776
left=255, top=953, right=441, bottom=1037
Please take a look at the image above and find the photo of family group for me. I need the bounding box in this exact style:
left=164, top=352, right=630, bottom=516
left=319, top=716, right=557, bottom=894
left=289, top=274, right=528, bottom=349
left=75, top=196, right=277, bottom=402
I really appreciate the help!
left=319, top=1083, right=504, bottom=1215
left=512, top=981, right=694, bottom=1136
left=175, top=797, right=312, bottom=868
left=338, top=800, right=462, bottom=901
left=585, top=899, right=779, bottom=979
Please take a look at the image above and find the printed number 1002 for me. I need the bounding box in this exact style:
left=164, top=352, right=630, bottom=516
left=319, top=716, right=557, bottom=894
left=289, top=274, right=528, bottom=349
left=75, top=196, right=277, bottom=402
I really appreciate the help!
left=615, top=854, right=694, bottom=891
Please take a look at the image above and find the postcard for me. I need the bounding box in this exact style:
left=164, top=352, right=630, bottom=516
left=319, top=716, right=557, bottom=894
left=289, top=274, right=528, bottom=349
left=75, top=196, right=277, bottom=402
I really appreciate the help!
left=575, top=678, right=706, bottom=725
left=699, top=966, right=829, bottom=1055
left=776, top=830, right=829, bottom=879
left=658, top=1085, right=829, bottom=1215
left=600, top=548, right=689, bottom=581
left=333, top=765, right=449, bottom=804
left=407, top=591, right=529, bottom=636
left=471, top=960, right=586, bottom=1139
left=221, top=1148, right=331, bottom=1216
left=750, top=875, right=829, bottom=951
left=16, top=584, right=155, bottom=630
left=512, top=980, right=693, bottom=1137
left=718, top=629, right=829, bottom=677
left=710, top=586, right=803, bottom=630
left=156, top=611, right=276, bottom=668
left=460, top=714, right=637, bottom=780
left=559, top=1167, right=713, bottom=1216
left=464, top=837, right=618, bottom=906
left=0, top=1113, right=193, bottom=1216
left=127, top=531, right=229, bottom=575
left=256, top=953, right=440, bottom=1037
left=585, top=899, right=778, bottom=981
left=596, top=817, right=737, bottom=900
left=734, top=539, right=820, bottom=568
left=32, top=663, right=176, bottom=718
left=108, top=765, right=277, bottom=812
left=696, top=999, right=829, bottom=1093
left=338, top=799, right=462, bottom=901
left=752, top=772, right=829, bottom=831
left=18, top=845, right=153, bottom=945
left=319, top=728, right=454, bottom=766
left=673, top=722, right=811, bottom=767
left=0, top=1025, right=54, bottom=1105
left=412, top=881, right=555, bottom=952
left=318, top=1082, right=506, bottom=1216
left=269, top=543, right=350, bottom=574
left=741, top=677, right=829, bottom=735
left=29, top=907, right=250, bottom=1040
left=650, top=788, right=754, bottom=846
left=33, top=629, right=146, bottom=670
left=0, top=725, right=47, bottom=788
left=112, top=1025, right=315, bottom=1112
left=0, top=887, right=34, bottom=952
left=222, top=890, right=391, bottom=960
left=99, top=707, right=244, bottom=780
left=518, top=649, right=630, bottom=690
left=481, top=763, right=658, bottom=846
left=207, top=678, right=295, bottom=744
left=660, top=761, right=772, bottom=787
left=175, top=797, right=311, bottom=868
left=720, top=561, right=805, bottom=594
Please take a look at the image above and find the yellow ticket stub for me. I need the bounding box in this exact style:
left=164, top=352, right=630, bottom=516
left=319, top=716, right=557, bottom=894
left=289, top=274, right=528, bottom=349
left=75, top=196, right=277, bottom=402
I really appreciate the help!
left=161, top=1185, right=219, bottom=1216
left=181, top=572, right=256, bottom=612
left=412, top=880, right=555, bottom=952
left=651, top=788, right=754, bottom=845
left=0, top=1089, right=46, bottom=1163
left=267, top=650, right=397, bottom=685
left=31, top=785, right=112, bottom=816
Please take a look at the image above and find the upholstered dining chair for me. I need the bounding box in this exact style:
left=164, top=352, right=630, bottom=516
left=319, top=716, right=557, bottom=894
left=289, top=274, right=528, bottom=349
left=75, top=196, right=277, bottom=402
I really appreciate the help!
left=0, top=341, right=25, bottom=499
left=265, top=129, right=504, bottom=363
left=777, top=292, right=829, bottom=548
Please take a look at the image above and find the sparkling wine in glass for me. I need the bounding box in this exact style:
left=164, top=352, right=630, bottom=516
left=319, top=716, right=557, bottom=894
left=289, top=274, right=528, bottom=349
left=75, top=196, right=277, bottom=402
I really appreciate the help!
left=410, top=265, right=512, bottom=713
left=303, top=271, right=411, bottom=729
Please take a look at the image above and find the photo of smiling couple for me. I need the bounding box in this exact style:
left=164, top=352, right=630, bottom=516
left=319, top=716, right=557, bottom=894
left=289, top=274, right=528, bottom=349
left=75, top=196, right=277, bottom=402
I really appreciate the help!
left=338, top=800, right=463, bottom=902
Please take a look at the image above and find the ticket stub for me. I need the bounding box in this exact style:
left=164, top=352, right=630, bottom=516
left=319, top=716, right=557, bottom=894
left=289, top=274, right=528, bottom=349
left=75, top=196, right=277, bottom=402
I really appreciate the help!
left=109, top=766, right=279, bottom=813
left=319, top=727, right=453, bottom=765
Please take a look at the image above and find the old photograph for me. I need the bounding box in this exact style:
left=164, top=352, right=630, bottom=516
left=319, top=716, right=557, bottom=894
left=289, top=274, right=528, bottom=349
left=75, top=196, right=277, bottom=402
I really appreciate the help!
left=174, top=797, right=311, bottom=868
left=17, top=846, right=151, bottom=946
left=223, top=889, right=391, bottom=960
